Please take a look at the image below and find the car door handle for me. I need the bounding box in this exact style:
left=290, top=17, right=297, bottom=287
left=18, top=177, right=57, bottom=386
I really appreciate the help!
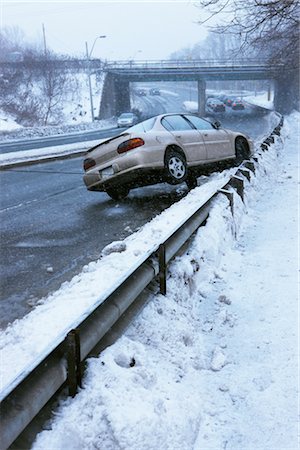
left=175, top=135, right=182, bottom=138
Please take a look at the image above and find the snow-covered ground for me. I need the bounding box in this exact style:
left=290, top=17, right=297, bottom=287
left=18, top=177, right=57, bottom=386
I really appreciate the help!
left=0, top=108, right=298, bottom=448
left=0, top=110, right=24, bottom=132
left=0, top=73, right=107, bottom=138
left=245, top=92, right=274, bottom=110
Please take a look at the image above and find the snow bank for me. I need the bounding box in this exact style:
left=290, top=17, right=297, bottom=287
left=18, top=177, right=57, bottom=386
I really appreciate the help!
left=245, top=92, right=274, bottom=110
left=31, top=111, right=298, bottom=449
left=0, top=139, right=102, bottom=167
left=182, top=100, right=198, bottom=113
left=0, top=111, right=23, bottom=131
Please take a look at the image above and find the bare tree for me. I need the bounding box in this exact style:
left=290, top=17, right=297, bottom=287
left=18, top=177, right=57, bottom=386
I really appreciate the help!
left=170, top=31, right=247, bottom=61
left=194, top=0, right=299, bottom=67
left=38, top=55, right=68, bottom=125
left=0, top=26, right=78, bottom=126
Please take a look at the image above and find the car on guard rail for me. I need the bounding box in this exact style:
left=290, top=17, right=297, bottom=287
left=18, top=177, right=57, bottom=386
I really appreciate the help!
left=83, top=113, right=253, bottom=200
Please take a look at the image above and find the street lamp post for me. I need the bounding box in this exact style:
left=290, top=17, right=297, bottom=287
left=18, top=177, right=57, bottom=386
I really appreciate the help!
left=86, top=35, right=106, bottom=122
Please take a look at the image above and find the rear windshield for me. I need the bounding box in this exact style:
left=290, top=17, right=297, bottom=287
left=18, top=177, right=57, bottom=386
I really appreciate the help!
left=120, top=113, right=134, bottom=118
left=127, top=117, right=156, bottom=133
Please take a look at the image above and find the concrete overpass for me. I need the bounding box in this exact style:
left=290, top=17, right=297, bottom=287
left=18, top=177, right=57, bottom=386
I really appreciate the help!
left=98, top=59, right=298, bottom=117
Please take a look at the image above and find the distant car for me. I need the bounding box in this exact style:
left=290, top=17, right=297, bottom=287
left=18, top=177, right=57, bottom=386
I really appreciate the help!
left=135, top=89, right=147, bottom=96
left=150, top=88, right=160, bottom=95
left=117, top=113, right=139, bottom=128
left=218, top=95, right=233, bottom=107
left=206, top=98, right=225, bottom=113
left=83, top=113, right=253, bottom=200
left=224, top=98, right=233, bottom=107
left=232, top=99, right=245, bottom=110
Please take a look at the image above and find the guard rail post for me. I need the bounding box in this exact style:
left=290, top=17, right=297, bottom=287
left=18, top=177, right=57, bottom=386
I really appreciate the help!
left=238, top=168, right=251, bottom=182
left=230, top=175, right=244, bottom=201
left=159, top=244, right=167, bottom=295
left=218, top=189, right=234, bottom=217
left=243, top=161, right=256, bottom=174
left=66, top=329, right=82, bottom=397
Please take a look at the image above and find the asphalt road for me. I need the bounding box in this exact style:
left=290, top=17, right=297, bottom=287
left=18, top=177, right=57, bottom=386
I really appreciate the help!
left=0, top=94, right=273, bottom=328
left=0, top=127, right=121, bottom=154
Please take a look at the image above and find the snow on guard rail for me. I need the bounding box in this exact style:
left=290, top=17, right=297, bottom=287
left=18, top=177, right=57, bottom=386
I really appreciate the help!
left=0, top=116, right=283, bottom=450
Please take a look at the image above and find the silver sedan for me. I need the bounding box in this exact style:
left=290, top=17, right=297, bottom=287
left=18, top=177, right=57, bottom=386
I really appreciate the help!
left=83, top=113, right=253, bottom=200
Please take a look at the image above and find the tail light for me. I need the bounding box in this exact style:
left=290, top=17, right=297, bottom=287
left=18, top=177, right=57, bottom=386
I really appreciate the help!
left=83, top=158, right=96, bottom=171
left=117, top=138, right=144, bottom=154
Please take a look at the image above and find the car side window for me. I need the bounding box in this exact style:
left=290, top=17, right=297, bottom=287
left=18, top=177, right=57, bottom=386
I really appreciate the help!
left=161, top=115, right=194, bottom=131
left=184, top=115, right=214, bottom=130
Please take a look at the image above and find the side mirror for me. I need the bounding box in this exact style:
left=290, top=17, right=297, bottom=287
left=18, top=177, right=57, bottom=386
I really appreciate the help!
left=212, top=120, right=221, bottom=129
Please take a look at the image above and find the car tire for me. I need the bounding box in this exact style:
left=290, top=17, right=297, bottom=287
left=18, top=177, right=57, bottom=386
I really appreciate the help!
left=235, top=137, right=250, bottom=165
left=106, top=186, right=130, bottom=200
left=165, top=150, right=187, bottom=185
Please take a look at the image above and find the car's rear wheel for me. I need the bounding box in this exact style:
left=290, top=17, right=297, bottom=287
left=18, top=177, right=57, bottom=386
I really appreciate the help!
left=106, top=186, right=130, bottom=200
left=165, top=150, right=187, bottom=185
left=235, top=137, right=250, bottom=165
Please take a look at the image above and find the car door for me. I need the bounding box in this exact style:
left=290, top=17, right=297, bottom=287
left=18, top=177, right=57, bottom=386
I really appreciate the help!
left=184, top=114, right=232, bottom=161
left=161, top=115, right=206, bottom=162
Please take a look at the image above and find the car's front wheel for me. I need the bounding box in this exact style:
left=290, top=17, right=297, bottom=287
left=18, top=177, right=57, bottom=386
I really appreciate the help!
left=106, top=186, right=130, bottom=200
left=235, top=137, right=250, bottom=165
left=165, top=150, right=187, bottom=185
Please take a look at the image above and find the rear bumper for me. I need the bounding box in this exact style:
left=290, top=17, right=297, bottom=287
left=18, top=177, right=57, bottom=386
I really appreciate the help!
left=84, top=166, right=165, bottom=192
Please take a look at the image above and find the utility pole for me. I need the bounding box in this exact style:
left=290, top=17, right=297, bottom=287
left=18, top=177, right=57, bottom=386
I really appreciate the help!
left=85, top=36, right=106, bottom=122
left=42, top=23, right=47, bottom=56
left=86, top=41, right=95, bottom=122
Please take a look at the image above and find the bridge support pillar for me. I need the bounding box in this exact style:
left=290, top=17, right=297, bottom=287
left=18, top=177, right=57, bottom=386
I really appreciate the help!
left=115, top=80, right=131, bottom=116
left=197, top=80, right=206, bottom=116
left=99, top=74, right=131, bottom=119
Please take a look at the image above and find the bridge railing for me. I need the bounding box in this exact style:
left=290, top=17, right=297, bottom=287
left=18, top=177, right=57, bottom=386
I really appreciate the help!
left=103, top=59, right=281, bottom=71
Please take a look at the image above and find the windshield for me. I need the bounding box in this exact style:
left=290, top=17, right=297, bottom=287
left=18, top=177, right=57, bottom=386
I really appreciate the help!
left=119, top=113, right=134, bottom=118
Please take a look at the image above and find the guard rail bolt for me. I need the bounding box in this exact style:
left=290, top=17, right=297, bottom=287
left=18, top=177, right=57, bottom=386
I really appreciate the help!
left=66, top=329, right=82, bottom=397
left=159, top=244, right=167, bottom=296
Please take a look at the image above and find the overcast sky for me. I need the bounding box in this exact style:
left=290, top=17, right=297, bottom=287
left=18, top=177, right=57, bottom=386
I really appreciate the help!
left=0, top=1, right=212, bottom=60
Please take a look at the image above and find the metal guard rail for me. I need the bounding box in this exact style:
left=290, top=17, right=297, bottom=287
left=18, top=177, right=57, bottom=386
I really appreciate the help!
left=0, top=115, right=283, bottom=450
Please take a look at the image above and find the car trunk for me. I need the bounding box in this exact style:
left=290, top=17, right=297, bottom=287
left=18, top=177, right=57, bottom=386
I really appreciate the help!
left=89, top=134, right=129, bottom=165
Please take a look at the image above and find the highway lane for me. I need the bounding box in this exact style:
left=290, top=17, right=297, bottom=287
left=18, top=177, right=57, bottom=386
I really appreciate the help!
left=0, top=126, right=122, bottom=154
left=0, top=102, right=273, bottom=328
left=0, top=161, right=187, bottom=327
